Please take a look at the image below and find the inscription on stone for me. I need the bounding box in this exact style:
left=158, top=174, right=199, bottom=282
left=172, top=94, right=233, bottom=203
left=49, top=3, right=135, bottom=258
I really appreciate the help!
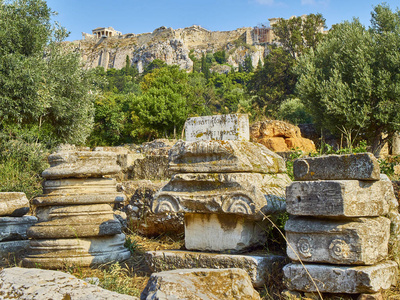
left=185, top=114, right=249, bottom=141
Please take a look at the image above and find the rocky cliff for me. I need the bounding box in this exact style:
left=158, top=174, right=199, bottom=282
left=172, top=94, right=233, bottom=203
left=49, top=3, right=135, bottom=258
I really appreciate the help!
left=71, top=25, right=270, bottom=73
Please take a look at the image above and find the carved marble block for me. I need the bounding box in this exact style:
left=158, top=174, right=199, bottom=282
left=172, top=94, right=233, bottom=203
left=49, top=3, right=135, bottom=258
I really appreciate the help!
left=23, top=233, right=131, bottom=269
left=153, top=173, right=290, bottom=220
left=185, top=114, right=249, bottom=142
left=42, top=150, right=121, bottom=179
left=169, top=140, right=286, bottom=174
left=285, top=217, right=390, bottom=265
left=283, top=261, right=398, bottom=294
left=286, top=180, right=391, bottom=217
left=293, top=153, right=380, bottom=181
left=184, top=213, right=269, bottom=252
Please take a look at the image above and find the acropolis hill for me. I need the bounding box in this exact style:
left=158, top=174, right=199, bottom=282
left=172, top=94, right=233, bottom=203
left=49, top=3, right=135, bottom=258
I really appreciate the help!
left=71, top=24, right=277, bottom=73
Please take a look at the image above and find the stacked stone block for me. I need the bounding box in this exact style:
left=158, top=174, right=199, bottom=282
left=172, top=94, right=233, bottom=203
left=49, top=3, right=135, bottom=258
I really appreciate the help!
left=23, top=148, right=131, bottom=268
left=283, top=153, right=398, bottom=295
left=0, top=193, right=37, bottom=257
left=147, top=114, right=290, bottom=287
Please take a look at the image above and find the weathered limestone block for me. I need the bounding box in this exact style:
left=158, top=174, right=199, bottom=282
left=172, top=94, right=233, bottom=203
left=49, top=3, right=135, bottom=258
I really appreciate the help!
left=185, top=114, right=250, bottom=142
left=141, top=268, right=261, bottom=300
left=0, top=267, right=137, bottom=300
left=256, top=137, right=288, bottom=152
left=184, top=213, right=268, bottom=252
left=145, top=250, right=286, bottom=288
left=0, top=216, right=37, bottom=241
left=27, top=219, right=121, bottom=239
left=286, top=180, right=391, bottom=217
left=0, top=192, right=29, bottom=217
left=380, top=174, right=400, bottom=264
left=35, top=204, right=114, bottom=222
left=0, top=240, right=30, bottom=257
left=33, top=178, right=126, bottom=206
left=293, top=153, right=380, bottom=181
left=169, top=140, right=286, bottom=174
left=285, top=217, right=390, bottom=265
left=283, top=261, right=398, bottom=294
left=42, top=150, right=121, bottom=179
left=285, top=137, right=316, bottom=152
left=152, top=173, right=290, bottom=219
left=23, top=233, right=131, bottom=269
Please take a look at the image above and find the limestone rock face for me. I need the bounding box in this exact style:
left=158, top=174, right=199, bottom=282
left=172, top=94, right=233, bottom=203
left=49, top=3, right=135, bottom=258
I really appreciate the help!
left=286, top=180, right=391, bottom=217
left=184, top=213, right=269, bottom=252
left=141, top=268, right=261, bottom=300
left=42, top=150, right=121, bottom=179
left=169, top=140, right=286, bottom=174
left=283, top=261, right=398, bottom=294
left=153, top=173, right=290, bottom=219
left=145, top=250, right=286, bottom=288
left=293, top=153, right=380, bottom=181
left=250, top=120, right=315, bottom=152
left=0, top=267, right=137, bottom=299
left=285, top=217, right=390, bottom=265
left=23, top=233, right=131, bottom=268
left=0, top=192, right=29, bottom=217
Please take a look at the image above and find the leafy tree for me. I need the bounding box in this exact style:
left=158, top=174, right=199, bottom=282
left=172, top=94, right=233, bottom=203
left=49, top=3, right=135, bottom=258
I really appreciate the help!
left=131, top=65, right=206, bottom=139
left=0, top=0, right=95, bottom=145
left=296, top=3, right=400, bottom=156
left=272, top=13, right=326, bottom=58
left=213, top=50, right=227, bottom=64
left=249, top=46, right=297, bottom=118
left=201, top=53, right=211, bottom=80
left=243, top=56, right=254, bottom=73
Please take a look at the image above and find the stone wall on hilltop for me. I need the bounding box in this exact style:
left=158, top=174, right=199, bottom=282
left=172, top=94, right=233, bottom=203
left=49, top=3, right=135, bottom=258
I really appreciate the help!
left=72, top=25, right=269, bottom=73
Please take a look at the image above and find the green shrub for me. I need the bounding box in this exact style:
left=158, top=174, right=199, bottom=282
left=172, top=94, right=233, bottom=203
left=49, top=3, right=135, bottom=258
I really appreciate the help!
left=0, top=138, right=49, bottom=199
left=277, top=98, right=313, bottom=125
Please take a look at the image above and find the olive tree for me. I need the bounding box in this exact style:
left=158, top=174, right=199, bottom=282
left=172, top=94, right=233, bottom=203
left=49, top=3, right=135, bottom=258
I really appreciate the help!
left=296, top=3, right=400, bottom=156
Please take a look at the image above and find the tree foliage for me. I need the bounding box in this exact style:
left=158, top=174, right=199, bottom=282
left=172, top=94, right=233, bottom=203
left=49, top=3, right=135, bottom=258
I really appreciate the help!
left=0, top=0, right=96, bottom=145
left=296, top=3, right=400, bottom=155
left=272, top=13, right=326, bottom=58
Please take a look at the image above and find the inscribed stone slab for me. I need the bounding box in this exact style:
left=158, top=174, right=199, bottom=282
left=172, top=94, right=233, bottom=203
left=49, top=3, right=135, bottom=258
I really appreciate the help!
left=185, top=114, right=249, bottom=141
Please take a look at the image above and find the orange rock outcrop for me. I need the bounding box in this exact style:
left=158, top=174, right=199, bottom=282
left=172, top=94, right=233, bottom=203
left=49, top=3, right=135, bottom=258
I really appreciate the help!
left=250, top=120, right=316, bottom=152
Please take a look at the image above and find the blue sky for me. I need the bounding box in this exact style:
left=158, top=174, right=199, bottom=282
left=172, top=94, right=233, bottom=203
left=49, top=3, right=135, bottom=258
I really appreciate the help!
left=45, top=0, right=400, bottom=41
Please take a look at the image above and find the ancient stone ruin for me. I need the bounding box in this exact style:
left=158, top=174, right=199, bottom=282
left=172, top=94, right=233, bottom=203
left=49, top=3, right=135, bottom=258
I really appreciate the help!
left=0, top=193, right=37, bottom=258
left=147, top=114, right=291, bottom=287
left=23, top=146, right=131, bottom=268
left=283, top=153, right=399, bottom=296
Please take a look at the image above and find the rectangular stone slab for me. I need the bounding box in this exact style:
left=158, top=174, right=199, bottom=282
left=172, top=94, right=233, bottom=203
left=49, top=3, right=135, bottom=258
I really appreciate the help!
left=285, top=217, right=390, bottom=265
left=184, top=213, right=269, bottom=252
left=144, top=250, right=286, bottom=288
left=169, top=140, right=286, bottom=174
left=185, top=114, right=249, bottom=141
left=286, top=180, right=391, bottom=217
left=283, top=261, right=398, bottom=294
left=0, top=192, right=29, bottom=217
left=152, top=172, right=290, bottom=220
left=293, top=153, right=380, bottom=181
